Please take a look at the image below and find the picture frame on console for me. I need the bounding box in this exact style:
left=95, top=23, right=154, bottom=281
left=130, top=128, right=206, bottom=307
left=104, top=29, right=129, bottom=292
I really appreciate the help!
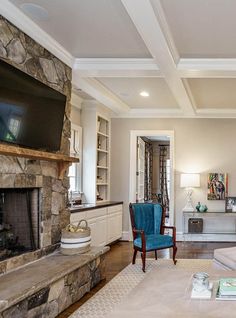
left=225, top=197, right=236, bottom=212
left=207, top=173, right=228, bottom=200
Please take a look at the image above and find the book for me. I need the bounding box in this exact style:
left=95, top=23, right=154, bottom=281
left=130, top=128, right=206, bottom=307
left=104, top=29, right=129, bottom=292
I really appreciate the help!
left=219, top=278, right=236, bottom=296
left=216, top=285, right=236, bottom=301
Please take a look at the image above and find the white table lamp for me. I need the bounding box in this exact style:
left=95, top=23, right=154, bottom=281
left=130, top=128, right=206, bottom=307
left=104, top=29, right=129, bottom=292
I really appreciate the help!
left=180, top=173, right=200, bottom=212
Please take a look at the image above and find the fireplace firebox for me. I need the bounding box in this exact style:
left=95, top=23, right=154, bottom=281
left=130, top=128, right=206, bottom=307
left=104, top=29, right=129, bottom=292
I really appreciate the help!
left=0, top=188, right=40, bottom=261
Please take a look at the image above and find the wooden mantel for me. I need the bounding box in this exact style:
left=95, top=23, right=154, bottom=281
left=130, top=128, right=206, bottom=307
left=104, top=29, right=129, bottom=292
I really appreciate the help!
left=0, top=143, right=79, bottom=179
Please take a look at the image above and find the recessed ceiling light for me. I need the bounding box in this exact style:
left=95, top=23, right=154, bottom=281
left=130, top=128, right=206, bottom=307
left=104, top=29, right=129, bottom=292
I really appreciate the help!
left=20, top=3, right=49, bottom=21
left=140, top=91, right=149, bottom=97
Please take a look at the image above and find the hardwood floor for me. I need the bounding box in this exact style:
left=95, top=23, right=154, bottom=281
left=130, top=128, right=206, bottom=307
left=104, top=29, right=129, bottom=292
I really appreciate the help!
left=57, top=241, right=235, bottom=317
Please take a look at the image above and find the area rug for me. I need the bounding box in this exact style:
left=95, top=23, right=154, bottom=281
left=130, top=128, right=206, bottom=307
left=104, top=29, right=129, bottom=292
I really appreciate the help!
left=70, top=258, right=212, bottom=318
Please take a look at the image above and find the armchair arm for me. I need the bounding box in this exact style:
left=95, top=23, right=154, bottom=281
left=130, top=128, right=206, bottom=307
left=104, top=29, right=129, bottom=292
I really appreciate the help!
left=162, top=226, right=176, bottom=243
left=132, top=229, right=146, bottom=251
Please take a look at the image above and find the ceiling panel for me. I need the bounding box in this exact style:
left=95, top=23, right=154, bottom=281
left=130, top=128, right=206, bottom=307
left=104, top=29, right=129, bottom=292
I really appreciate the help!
left=10, top=0, right=151, bottom=58
left=97, top=78, right=179, bottom=109
left=159, top=0, right=236, bottom=58
left=188, top=78, right=236, bottom=109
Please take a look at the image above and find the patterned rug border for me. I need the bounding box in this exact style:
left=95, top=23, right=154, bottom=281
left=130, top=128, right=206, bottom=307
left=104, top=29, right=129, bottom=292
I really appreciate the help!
left=70, top=258, right=213, bottom=318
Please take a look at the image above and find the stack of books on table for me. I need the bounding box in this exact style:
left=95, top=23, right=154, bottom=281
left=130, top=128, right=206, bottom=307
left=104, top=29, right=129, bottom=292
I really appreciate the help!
left=216, top=278, right=236, bottom=300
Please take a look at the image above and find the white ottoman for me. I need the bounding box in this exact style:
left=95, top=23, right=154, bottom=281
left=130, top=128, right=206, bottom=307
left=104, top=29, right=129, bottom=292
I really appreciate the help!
left=213, top=246, right=236, bottom=270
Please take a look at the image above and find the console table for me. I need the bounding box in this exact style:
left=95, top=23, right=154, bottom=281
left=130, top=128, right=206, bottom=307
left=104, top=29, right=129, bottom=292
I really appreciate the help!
left=182, top=211, right=236, bottom=242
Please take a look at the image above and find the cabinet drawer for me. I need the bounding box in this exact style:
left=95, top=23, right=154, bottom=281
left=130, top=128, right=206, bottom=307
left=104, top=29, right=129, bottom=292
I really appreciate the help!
left=70, top=212, right=86, bottom=224
left=87, top=208, right=107, bottom=219
left=108, top=204, right=122, bottom=214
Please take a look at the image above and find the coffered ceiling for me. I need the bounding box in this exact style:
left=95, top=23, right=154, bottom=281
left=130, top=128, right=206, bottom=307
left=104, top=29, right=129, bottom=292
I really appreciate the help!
left=3, top=0, right=236, bottom=117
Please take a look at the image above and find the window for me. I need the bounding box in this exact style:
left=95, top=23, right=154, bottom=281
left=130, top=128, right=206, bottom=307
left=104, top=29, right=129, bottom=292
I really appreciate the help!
left=68, top=124, right=82, bottom=194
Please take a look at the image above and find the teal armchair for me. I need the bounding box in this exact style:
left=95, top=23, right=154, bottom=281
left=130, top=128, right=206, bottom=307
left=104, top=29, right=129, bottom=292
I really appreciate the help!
left=129, top=203, right=177, bottom=272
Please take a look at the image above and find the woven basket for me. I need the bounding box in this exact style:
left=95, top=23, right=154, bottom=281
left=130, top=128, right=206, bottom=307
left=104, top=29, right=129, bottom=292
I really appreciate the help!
left=60, top=220, right=91, bottom=255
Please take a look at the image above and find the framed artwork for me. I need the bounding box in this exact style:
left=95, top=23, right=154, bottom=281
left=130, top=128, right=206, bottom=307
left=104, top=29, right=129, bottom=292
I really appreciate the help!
left=225, top=197, right=236, bottom=212
left=207, top=173, right=228, bottom=200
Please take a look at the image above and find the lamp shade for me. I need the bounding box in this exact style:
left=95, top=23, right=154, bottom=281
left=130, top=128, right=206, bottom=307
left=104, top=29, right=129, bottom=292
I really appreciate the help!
left=180, top=173, right=200, bottom=188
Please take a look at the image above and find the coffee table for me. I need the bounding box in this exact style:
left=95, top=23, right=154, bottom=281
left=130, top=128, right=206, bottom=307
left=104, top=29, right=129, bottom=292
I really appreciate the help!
left=108, top=265, right=236, bottom=318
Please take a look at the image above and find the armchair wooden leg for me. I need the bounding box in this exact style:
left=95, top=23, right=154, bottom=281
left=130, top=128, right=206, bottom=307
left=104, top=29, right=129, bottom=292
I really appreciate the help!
left=173, top=245, right=177, bottom=265
left=141, top=251, right=146, bottom=272
left=132, top=249, right=137, bottom=265
left=155, top=250, right=157, bottom=260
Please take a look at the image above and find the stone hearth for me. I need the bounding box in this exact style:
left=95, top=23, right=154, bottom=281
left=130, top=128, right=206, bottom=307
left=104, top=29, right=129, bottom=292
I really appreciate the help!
left=0, top=246, right=109, bottom=318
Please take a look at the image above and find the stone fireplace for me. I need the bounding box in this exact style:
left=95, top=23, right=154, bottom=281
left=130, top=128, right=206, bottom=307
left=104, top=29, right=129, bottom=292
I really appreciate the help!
left=0, top=15, right=72, bottom=274
left=0, top=14, right=109, bottom=318
left=0, top=187, right=40, bottom=261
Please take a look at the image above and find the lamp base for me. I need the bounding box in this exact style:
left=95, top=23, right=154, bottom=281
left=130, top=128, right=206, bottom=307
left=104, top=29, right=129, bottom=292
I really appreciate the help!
left=182, top=203, right=194, bottom=212
left=183, top=188, right=194, bottom=212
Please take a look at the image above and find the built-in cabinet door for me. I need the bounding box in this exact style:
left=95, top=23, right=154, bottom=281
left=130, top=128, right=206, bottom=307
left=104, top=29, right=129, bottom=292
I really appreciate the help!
left=87, top=215, right=107, bottom=247
left=96, top=216, right=107, bottom=246
left=107, top=212, right=122, bottom=244
left=87, top=218, right=97, bottom=246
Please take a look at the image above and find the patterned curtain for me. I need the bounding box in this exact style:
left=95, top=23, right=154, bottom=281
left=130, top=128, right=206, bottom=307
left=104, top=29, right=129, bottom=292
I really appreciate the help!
left=159, top=145, right=169, bottom=210
left=144, top=141, right=153, bottom=201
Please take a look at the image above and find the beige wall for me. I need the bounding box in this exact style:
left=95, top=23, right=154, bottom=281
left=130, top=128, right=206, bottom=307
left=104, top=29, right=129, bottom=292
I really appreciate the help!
left=71, top=105, right=81, bottom=126
left=110, top=118, right=236, bottom=234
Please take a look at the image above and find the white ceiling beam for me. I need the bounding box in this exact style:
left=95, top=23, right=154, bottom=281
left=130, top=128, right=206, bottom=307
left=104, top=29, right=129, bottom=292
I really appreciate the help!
left=73, top=58, right=162, bottom=77
left=0, top=0, right=74, bottom=67
left=72, top=73, right=130, bottom=114
left=178, top=59, right=236, bottom=78
left=121, top=0, right=195, bottom=115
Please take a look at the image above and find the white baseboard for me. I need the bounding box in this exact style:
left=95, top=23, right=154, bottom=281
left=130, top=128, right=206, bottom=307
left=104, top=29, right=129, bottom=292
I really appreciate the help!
left=121, top=231, right=131, bottom=241
left=177, top=232, right=236, bottom=242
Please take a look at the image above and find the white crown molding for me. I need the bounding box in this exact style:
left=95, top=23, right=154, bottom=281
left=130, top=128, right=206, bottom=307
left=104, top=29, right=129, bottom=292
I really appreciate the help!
left=72, top=74, right=130, bottom=114
left=0, top=0, right=74, bottom=67
left=73, top=58, right=162, bottom=77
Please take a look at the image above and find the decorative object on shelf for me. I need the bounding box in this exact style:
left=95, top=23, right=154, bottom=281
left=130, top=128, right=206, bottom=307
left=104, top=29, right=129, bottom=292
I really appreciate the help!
left=225, top=197, right=236, bottom=212
left=207, top=173, right=228, bottom=200
left=199, top=204, right=208, bottom=212
left=180, top=173, right=200, bottom=212
left=97, top=136, right=101, bottom=149
left=196, top=202, right=201, bottom=212
left=60, top=220, right=91, bottom=255
left=97, top=118, right=101, bottom=132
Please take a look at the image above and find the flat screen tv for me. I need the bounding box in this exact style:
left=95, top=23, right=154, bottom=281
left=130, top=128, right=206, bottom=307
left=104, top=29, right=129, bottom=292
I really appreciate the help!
left=0, top=58, right=66, bottom=152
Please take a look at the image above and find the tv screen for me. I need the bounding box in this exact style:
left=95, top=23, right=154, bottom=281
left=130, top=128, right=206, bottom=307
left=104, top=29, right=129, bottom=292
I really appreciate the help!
left=0, top=59, right=66, bottom=152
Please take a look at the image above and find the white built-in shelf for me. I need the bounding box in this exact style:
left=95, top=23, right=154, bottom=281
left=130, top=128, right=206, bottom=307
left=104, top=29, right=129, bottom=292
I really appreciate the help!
left=97, top=148, right=108, bottom=153
left=97, top=131, right=109, bottom=138
left=96, top=115, right=110, bottom=202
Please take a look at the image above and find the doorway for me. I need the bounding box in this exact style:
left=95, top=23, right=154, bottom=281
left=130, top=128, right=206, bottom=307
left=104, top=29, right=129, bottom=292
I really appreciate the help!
left=129, top=130, right=175, bottom=239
